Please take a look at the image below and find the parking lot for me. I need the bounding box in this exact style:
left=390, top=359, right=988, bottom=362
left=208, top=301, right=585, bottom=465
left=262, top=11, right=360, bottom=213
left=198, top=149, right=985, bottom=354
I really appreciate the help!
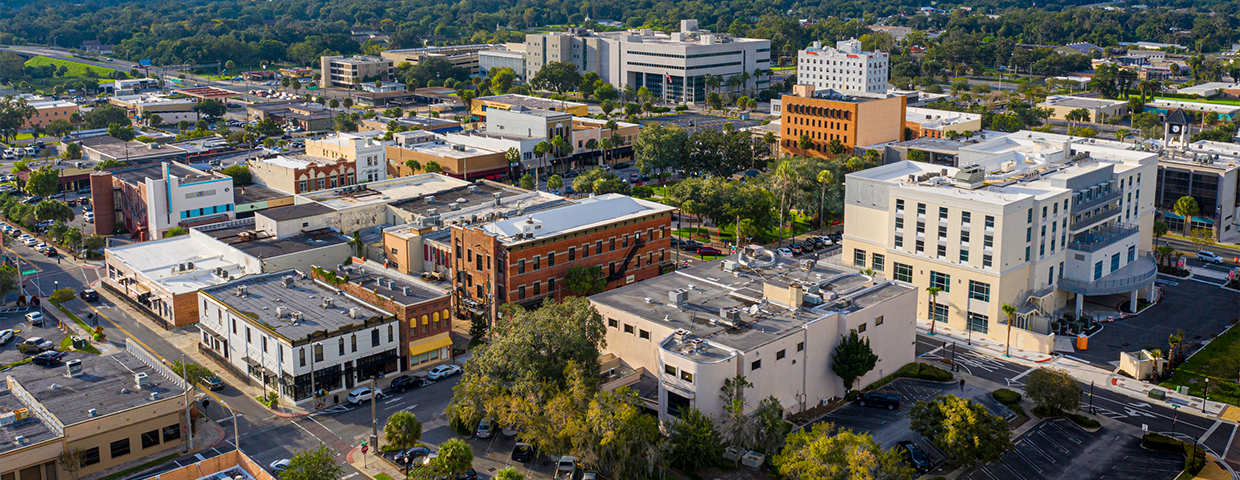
left=961, top=418, right=1184, bottom=480
left=638, top=113, right=761, bottom=133
left=380, top=425, right=557, bottom=480
left=0, top=306, right=64, bottom=366
left=1076, top=277, right=1240, bottom=365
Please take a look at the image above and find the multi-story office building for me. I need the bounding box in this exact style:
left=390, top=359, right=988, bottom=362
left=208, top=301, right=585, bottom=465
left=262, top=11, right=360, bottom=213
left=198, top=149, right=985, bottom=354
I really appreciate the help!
left=471, top=94, right=589, bottom=118
left=796, top=39, right=890, bottom=94
left=307, top=132, right=387, bottom=184
left=90, top=162, right=236, bottom=240
left=197, top=270, right=402, bottom=407
left=22, top=97, right=79, bottom=129
left=381, top=44, right=502, bottom=75
left=319, top=56, right=395, bottom=89
left=590, top=252, right=916, bottom=423
left=844, top=132, right=1158, bottom=353
left=1155, top=140, right=1240, bottom=240
left=452, top=193, right=674, bottom=321
left=780, top=85, right=906, bottom=158
left=478, top=49, right=527, bottom=77
left=525, top=20, right=770, bottom=104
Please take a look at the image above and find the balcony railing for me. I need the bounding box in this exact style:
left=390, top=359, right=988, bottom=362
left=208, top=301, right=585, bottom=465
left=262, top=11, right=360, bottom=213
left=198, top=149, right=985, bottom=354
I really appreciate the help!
left=1067, top=223, right=1140, bottom=253
left=1072, top=187, right=1121, bottom=214
left=1059, top=255, right=1157, bottom=296
left=1070, top=205, right=1121, bottom=231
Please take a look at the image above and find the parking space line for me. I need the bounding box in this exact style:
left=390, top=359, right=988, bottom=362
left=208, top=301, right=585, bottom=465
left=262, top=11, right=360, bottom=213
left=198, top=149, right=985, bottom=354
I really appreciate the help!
left=1035, top=430, right=1070, bottom=454
left=1015, top=437, right=1055, bottom=464
left=1042, top=420, right=1082, bottom=444
left=1003, top=443, right=1042, bottom=476
left=1199, top=420, right=1223, bottom=445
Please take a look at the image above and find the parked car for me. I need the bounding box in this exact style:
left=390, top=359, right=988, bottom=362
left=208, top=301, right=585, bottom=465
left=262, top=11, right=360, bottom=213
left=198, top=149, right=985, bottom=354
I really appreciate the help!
left=670, top=237, right=683, bottom=249
left=857, top=392, right=901, bottom=410
left=44, top=248, right=57, bottom=257
left=475, top=418, right=495, bottom=438
left=32, top=351, right=66, bottom=366
left=23, top=337, right=54, bottom=352
left=395, top=446, right=432, bottom=465
left=696, top=246, right=723, bottom=256
left=346, top=386, right=381, bottom=404
left=84, top=212, right=95, bottom=223
left=1197, top=251, right=1226, bottom=264
left=897, top=440, right=932, bottom=473
left=79, top=289, right=99, bottom=301
left=511, top=443, right=536, bottom=463
left=790, top=244, right=803, bottom=255
left=25, top=311, right=43, bottom=326
left=22, top=237, right=37, bottom=246
left=204, top=375, right=225, bottom=391
left=269, top=459, right=290, bottom=474
left=0, top=329, right=13, bottom=345
left=556, top=456, right=578, bottom=480
left=389, top=374, right=432, bottom=392
left=428, top=364, right=462, bottom=380
left=454, top=470, right=478, bottom=480
left=777, top=247, right=794, bottom=258
left=679, top=239, right=702, bottom=251
left=421, top=453, right=438, bottom=466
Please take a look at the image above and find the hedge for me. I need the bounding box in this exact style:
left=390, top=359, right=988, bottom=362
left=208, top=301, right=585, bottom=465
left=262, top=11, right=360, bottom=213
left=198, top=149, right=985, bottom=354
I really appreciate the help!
left=913, top=363, right=953, bottom=381
left=1142, top=433, right=1206, bottom=478
left=1066, top=412, right=1100, bottom=429
left=992, top=388, right=1022, bottom=405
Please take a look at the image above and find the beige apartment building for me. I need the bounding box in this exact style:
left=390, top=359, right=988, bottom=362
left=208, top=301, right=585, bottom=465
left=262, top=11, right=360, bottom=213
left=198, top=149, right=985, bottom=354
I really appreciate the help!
left=320, top=56, right=395, bottom=88
left=307, top=131, right=388, bottom=183
left=844, top=132, right=1157, bottom=354
left=1, top=344, right=190, bottom=480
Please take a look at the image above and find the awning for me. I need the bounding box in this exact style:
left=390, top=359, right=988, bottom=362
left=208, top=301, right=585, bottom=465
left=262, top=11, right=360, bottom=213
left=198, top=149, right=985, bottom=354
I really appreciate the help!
left=408, top=335, right=453, bottom=357
left=129, top=283, right=150, bottom=295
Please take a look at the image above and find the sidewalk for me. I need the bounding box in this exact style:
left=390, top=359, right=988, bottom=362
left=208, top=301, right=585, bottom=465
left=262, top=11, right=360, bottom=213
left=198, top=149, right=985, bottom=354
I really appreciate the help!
left=346, top=445, right=406, bottom=480
left=917, top=318, right=1054, bottom=364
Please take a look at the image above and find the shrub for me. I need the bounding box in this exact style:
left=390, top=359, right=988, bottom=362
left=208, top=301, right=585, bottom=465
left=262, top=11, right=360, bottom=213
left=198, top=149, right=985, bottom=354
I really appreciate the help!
left=1143, top=433, right=1206, bottom=477
left=916, top=363, right=953, bottom=381
left=674, top=105, right=689, bottom=111
left=448, top=414, right=473, bottom=436
left=1066, top=412, right=1100, bottom=429
left=632, top=185, right=654, bottom=198
left=1031, top=405, right=1062, bottom=418
left=992, top=389, right=1022, bottom=405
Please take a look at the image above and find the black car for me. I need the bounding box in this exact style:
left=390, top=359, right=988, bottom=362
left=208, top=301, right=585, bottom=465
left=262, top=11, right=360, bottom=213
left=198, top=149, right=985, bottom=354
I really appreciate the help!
left=680, top=240, right=702, bottom=251
left=511, top=443, right=536, bottom=463
left=389, top=374, right=432, bottom=392
left=897, top=441, right=932, bottom=473
left=790, top=244, right=803, bottom=255
left=32, top=351, right=66, bottom=366
left=79, top=289, right=99, bottom=301
left=800, top=241, right=815, bottom=252
left=395, top=446, right=432, bottom=465
left=205, top=375, right=225, bottom=391
left=857, top=392, right=901, bottom=410
left=670, top=237, right=683, bottom=249
left=44, top=248, right=57, bottom=257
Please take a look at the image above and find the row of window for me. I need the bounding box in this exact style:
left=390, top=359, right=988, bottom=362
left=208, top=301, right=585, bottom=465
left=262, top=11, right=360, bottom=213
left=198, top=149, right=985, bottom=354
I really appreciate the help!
left=179, top=203, right=233, bottom=219
left=77, top=425, right=181, bottom=468
left=298, top=173, right=355, bottom=192
left=513, top=227, right=665, bottom=275
left=514, top=249, right=667, bottom=300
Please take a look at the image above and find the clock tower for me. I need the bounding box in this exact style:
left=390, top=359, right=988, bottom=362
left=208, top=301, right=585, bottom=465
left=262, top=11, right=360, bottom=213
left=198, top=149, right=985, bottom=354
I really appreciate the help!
left=1163, top=108, right=1191, bottom=149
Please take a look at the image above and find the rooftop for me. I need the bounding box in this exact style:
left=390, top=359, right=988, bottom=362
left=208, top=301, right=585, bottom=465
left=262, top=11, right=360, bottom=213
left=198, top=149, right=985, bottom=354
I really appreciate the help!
left=1176, top=82, right=1240, bottom=95
left=256, top=203, right=336, bottom=222
left=303, top=173, right=473, bottom=210
left=201, top=271, right=392, bottom=341
left=476, top=94, right=586, bottom=111
left=482, top=194, right=674, bottom=244
left=111, top=94, right=197, bottom=108
left=1039, top=95, right=1128, bottom=109
left=0, top=390, right=58, bottom=454
left=590, top=252, right=912, bottom=358
left=1146, top=99, right=1240, bottom=114
left=106, top=234, right=250, bottom=294
left=906, top=107, right=982, bottom=129
left=392, top=182, right=557, bottom=218
left=203, top=225, right=350, bottom=259
left=234, top=183, right=292, bottom=204
left=397, top=140, right=498, bottom=159
left=103, top=161, right=222, bottom=186
left=337, top=260, right=448, bottom=305
left=6, top=351, right=184, bottom=426
left=328, top=55, right=391, bottom=65
left=253, top=154, right=345, bottom=170
left=86, top=142, right=190, bottom=162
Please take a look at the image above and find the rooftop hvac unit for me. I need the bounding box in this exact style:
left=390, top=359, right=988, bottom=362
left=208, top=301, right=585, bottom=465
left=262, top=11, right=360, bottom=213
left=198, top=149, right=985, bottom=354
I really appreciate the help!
left=186, top=261, right=194, bottom=270
left=449, top=203, right=460, bottom=210
left=281, top=276, right=294, bottom=288
left=720, top=307, right=741, bottom=322
left=673, top=328, right=691, bottom=340
left=291, top=312, right=303, bottom=321
left=277, top=306, right=288, bottom=318
left=349, top=307, right=361, bottom=319
left=0, top=412, right=15, bottom=426
left=134, top=372, right=150, bottom=389
left=427, top=208, right=438, bottom=216
left=178, top=263, right=186, bottom=272
left=402, top=286, right=411, bottom=295
left=66, top=359, right=82, bottom=377
left=669, top=288, right=689, bottom=306
left=150, top=392, right=160, bottom=401
left=236, top=285, right=248, bottom=296
left=322, top=297, right=334, bottom=308
left=426, top=195, right=435, bottom=203
left=469, top=185, right=479, bottom=194
left=88, top=408, right=98, bottom=417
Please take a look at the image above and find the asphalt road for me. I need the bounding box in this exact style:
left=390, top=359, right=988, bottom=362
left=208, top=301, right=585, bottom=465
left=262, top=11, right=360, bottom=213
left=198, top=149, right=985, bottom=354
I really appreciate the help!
left=915, top=334, right=1239, bottom=463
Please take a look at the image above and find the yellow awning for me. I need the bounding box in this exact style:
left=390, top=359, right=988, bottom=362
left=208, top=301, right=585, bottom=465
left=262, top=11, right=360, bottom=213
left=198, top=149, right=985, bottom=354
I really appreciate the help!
left=408, top=335, right=453, bottom=357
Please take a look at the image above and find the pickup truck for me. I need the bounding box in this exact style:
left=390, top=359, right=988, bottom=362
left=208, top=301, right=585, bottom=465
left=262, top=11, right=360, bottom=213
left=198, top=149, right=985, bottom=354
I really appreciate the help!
left=555, top=456, right=577, bottom=480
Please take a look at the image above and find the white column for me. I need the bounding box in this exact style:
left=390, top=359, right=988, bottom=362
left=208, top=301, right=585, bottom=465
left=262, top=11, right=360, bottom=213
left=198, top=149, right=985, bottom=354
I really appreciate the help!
left=1075, top=293, right=1084, bottom=318
left=1129, top=290, right=1139, bottom=313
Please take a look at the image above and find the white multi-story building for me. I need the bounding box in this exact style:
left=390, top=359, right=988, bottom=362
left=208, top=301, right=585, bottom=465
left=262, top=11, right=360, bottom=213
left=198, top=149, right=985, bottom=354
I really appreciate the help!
left=525, top=20, right=770, bottom=104
left=797, top=39, right=889, bottom=94
left=198, top=270, right=402, bottom=407
left=590, top=253, right=917, bottom=423
left=307, top=131, right=387, bottom=183
left=844, top=132, right=1158, bottom=354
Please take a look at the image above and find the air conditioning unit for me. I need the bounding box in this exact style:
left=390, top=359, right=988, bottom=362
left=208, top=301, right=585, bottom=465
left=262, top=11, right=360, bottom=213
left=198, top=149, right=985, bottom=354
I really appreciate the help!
left=349, top=307, right=361, bottom=319
left=277, top=306, right=288, bottom=318
left=134, top=372, right=150, bottom=388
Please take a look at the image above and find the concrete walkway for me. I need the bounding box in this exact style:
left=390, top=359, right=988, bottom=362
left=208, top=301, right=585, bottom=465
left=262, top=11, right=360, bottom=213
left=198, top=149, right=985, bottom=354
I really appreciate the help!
left=346, top=445, right=406, bottom=480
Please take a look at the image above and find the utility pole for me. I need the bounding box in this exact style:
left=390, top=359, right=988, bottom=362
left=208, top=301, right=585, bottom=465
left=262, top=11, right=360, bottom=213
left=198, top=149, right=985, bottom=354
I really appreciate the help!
left=370, top=376, right=379, bottom=450
left=1203, top=378, right=1209, bottom=412
left=1088, top=381, right=1095, bottom=415
left=183, top=357, right=193, bottom=452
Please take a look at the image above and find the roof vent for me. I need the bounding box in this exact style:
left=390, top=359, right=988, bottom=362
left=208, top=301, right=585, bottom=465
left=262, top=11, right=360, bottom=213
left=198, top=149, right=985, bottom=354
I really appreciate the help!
left=402, top=286, right=411, bottom=295
left=282, top=276, right=294, bottom=288
left=469, top=185, right=478, bottom=193
left=349, top=307, right=361, bottom=319
left=322, top=297, right=334, bottom=308
left=150, top=392, right=160, bottom=401
left=134, top=372, right=150, bottom=388
left=237, top=285, right=248, bottom=296
left=292, top=311, right=303, bottom=321
left=277, top=306, right=288, bottom=318
left=88, top=408, right=98, bottom=417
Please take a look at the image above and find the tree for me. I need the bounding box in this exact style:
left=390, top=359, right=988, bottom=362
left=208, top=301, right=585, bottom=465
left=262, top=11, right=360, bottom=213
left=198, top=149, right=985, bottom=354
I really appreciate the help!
left=504, top=147, right=520, bottom=171
left=1153, top=221, right=1169, bottom=245
left=221, top=165, right=252, bottom=186
left=519, top=173, right=535, bottom=190
left=773, top=423, right=913, bottom=480
left=564, top=265, right=607, bottom=296
left=279, top=446, right=344, bottom=480
left=329, top=99, right=340, bottom=109
left=494, top=468, right=524, bottom=480
left=57, top=449, right=86, bottom=480
left=1115, top=128, right=1132, bottom=143
left=170, top=359, right=215, bottom=387
left=1188, top=228, right=1216, bottom=251
left=531, top=62, right=582, bottom=94
left=147, top=113, right=164, bottom=127
left=49, top=287, right=75, bottom=306
left=753, top=396, right=791, bottom=455
left=0, top=96, right=37, bottom=142
left=0, top=264, right=18, bottom=301
left=193, top=99, right=227, bottom=119
left=831, top=329, right=879, bottom=393
left=633, top=123, right=687, bottom=174
left=404, top=159, right=422, bottom=175
left=1173, top=196, right=1200, bottom=235
left=797, top=133, right=813, bottom=151
left=909, top=395, right=1012, bottom=468
left=26, top=166, right=60, bottom=197
left=107, top=123, right=136, bottom=142
left=62, top=142, right=82, bottom=160
left=816, top=170, right=834, bottom=225
left=1024, top=367, right=1082, bottom=414
left=547, top=174, right=563, bottom=192
left=1065, top=108, right=1091, bottom=126
left=163, top=227, right=189, bottom=237
left=1002, top=303, right=1018, bottom=357
left=342, top=98, right=354, bottom=109
left=666, top=407, right=722, bottom=472
left=384, top=411, right=424, bottom=453
left=423, top=160, right=443, bottom=174
left=719, top=376, right=755, bottom=456
left=35, top=200, right=74, bottom=223
left=83, top=235, right=106, bottom=253
left=926, top=286, right=943, bottom=335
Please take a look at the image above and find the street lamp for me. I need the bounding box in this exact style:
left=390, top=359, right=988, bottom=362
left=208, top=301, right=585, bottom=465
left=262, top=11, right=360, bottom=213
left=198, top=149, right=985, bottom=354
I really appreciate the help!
left=1203, top=378, right=1210, bottom=412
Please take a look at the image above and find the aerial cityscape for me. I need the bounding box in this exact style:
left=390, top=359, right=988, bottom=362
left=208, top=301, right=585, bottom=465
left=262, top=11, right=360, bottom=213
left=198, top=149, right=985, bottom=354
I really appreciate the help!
left=4, top=1, right=1240, bottom=479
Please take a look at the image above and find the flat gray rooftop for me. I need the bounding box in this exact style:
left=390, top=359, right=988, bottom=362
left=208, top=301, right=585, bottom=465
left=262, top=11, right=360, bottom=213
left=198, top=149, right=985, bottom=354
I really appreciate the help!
left=108, top=161, right=217, bottom=185
left=0, top=390, right=58, bottom=454
left=6, top=351, right=182, bottom=426
left=234, top=184, right=291, bottom=204
left=201, top=272, right=391, bottom=340
left=204, top=225, right=348, bottom=259
left=258, top=203, right=335, bottom=222
left=392, top=183, right=519, bottom=216
left=337, top=264, right=448, bottom=305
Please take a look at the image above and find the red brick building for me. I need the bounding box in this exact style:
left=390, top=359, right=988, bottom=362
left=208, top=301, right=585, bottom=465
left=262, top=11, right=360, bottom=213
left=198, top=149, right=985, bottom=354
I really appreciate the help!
left=312, top=258, right=455, bottom=370
left=451, top=194, right=676, bottom=321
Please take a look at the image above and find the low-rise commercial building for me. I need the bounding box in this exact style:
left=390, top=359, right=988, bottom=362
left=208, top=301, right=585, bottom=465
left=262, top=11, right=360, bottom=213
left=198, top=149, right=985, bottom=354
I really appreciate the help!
left=381, top=44, right=502, bottom=75
left=246, top=102, right=334, bottom=132
left=82, top=139, right=188, bottom=164
left=1154, top=140, right=1240, bottom=240
left=453, top=194, right=675, bottom=321
left=109, top=94, right=199, bottom=125
left=21, top=98, right=79, bottom=130
left=248, top=155, right=358, bottom=194
left=780, top=85, right=906, bottom=158
left=471, top=94, right=588, bottom=118
left=904, top=107, right=982, bottom=139
left=90, top=162, right=234, bottom=240
left=478, top=49, right=526, bottom=77
left=320, top=56, right=394, bottom=89
left=570, top=117, right=639, bottom=160
left=843, top=131, right=1157, bottom=354
left=234, top=183, right=294, bottom=218
left=1145, top=99, right=1240, bottom=122
left=0, top=344, right=191, bottom=480
left=307, top=132, right=387, bottom=184
left=1038, top=95, right=1129, bottom=123
left=360, top=115, right=462, bottom=134
left=590, top=253, right=916, bottom=423
left=386, top=135, right=509, bottom=180
left=198, top=270, right=402, bottom=407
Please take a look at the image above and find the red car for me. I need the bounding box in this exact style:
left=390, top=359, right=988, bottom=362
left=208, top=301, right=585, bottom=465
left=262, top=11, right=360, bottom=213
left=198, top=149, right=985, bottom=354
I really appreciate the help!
left=697, top=246, right=723, bottom=256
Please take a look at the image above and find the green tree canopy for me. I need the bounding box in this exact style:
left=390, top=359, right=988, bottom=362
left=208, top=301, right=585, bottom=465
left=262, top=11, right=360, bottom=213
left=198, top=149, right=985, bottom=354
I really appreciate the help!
left=830, top=329, right=879, bottom=392
left=279, top=446, right=344, bottom=480
left=909, top=395, right=1012, bottom=468
left=666, top=407, right=723, bottom=472
left=35, top=200, right=74, bottom=223
left=1024, top=367, right=1081, bottom=413
left=221, top=164, right=252, bottom=186
left=531, top=62, right=583, bottom=94
left=383, top=411, right=423, bottom=452
left=564, top=265, right=606, bottom=296
left=26, top=167, right=61, bottom=197
left=170, top=359, right=216, bottom=387
left=773, top=423, right=913, bottom=480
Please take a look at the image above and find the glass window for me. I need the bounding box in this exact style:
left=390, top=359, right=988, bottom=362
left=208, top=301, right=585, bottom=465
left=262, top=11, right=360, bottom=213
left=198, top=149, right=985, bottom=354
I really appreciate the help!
left=776, top=349, right=786, bottom=360
left=858, top=323, right=867, bottom=333
left=1094, top=261, right=1104, bottom=280
left=110, top=438, right=131, bottom=458
left=937, top=244, right=947, bottom=258
left=962, top=211, right=971, bottom=224
left=932, top=303, right=948, bottom=323
left=681, top=371, right=693, bottom=382
left=938, top=225, right=947, bottom=238
left=983, top=254, right=993, bottom=268
left=939, top=207, right=948, bottom=220
left=895, top=217, right=904, bottom=229
left=608, top=318, right=618, bottom=328
left=853, top=249, right=866, bottom=267
left=162, top=424, right=181, bottom=442
left=751, top=360, right=762, bottom=371
left=797, top=342, right=804, bottom=352
left=639, top=330, right=650, bottom=339
left=314, top=343, right=323, bottom=362
left=985, top=215, right=995, bottom=228
left=624, top=324, right=634, bottom=334
left=969, top=281, right=990, bottom=302
left=917, top=203, right=926, bottom=215
left=894, top=263, right=913, bottom=282
left=967, top=313, right=989, bottom=334
left=960, top=249, right=970, bottom=262
left=929, top=271, right=950, bottom=292
left=81, top=448, right=101, bottom=467
left=1128, top=246, right=1136, bottom=262
left=665, top=365, right=676, bottom=375
left=872, top=254, right=885, bottom=272
left=896, top=199, right=904, bottom=212
left=875, top=316, right=884, bottom=326
left=895, top=236, right=903, bottom=248
left=1111, top=253, right=1120, bottom=272
left=141, top=429, right=160, bottom=449
left=916, top=239, right=924, bottom=253
left=917, top=221, right=925, bottom=234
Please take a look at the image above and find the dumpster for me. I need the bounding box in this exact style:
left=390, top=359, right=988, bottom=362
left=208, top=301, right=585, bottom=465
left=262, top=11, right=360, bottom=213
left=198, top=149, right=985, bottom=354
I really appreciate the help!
left=1149, top=389, right=1166, bottom=400
left=72, top=336, right=85, bottom=349
left=1076, top=334, right=1088, bottom=350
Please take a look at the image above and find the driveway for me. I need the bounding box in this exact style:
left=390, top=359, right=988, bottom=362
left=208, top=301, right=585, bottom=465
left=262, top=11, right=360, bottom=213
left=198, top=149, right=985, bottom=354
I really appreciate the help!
left=1075, top=277, right=1240, bottom=365
left=960, top=418, right=1183, bottom=480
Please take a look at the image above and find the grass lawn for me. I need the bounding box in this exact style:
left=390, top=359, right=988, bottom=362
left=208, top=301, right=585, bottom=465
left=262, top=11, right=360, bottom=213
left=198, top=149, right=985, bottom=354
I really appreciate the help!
left=1160, top=326, right=1240, bottom=406
left=24, top=56, right=120, bottom=77
left=673, top=227, right=711, bottom=239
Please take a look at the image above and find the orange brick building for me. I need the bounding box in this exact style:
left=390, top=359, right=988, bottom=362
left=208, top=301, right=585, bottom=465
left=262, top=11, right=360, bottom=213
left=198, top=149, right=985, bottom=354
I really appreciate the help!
left=780, top=84, right=906, bottom=158
left=451, top=194, right=675, bottom=321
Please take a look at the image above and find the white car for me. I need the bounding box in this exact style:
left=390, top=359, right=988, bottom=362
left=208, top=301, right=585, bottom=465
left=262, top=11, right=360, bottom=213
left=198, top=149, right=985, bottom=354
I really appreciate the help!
left=427, top=364, right=462, bottom=380
left=1197, top=251, right=1226, bottom=264
left=84, top=212, right=95, bottom=223
left=22, top=237, right=38, bottom=246
left=269, top=459, right=290, bottom=474
left=25, top=311, right=43, bottom=325
left=776, top=247, right=794, bottom=258
left=346, top=386, right=381, bottom=404
left=34, top=243, right=48, bottom=253
left=0, top=329, right=13, bottom=345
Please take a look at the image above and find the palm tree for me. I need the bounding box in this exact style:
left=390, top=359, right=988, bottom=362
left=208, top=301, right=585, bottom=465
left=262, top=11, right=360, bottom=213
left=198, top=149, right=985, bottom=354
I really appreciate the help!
left=774, top=161, right=798, bottom=247
left=706, top=74, right=723, bottom=98
left=1002, top=303, right=1018, bottom=357
left=926, top=286, right=943, bottom=336
left=533, top=140, right=551, bottom=190
left=504, top=147, right=520, bottom=179
left=598, top=136, right=613, bottom=167
left=817, top=169, right=833, bottom=229
left=404, top=159, right=422, bottom=175
left=584, top=138, right=599, bottom=163
left=1173, top=196, right=1199, bottom=235
left=551, top=135, right=570, bottom=173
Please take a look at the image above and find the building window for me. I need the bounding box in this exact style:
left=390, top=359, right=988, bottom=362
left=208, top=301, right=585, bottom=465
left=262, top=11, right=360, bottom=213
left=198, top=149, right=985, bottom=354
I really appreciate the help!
left=985, top=215, right=995, bottom=228
left=1128, top=246, right=1136, bottom=262
left=916, top=221, right=925, bottom=234
left=388, top=325, right=393, bottom=342
left=960, top=249, right=970, bottom=263
left=917, top=203, right=926, bottom=215
left=548, top=252, right=555, bottom=267
left=299, top=348, right=305, bottom=366
left=517, top=259, right=525, bottom=274
left=797, top=342, right=804, bottom=352
left=372, top=328, right=380, bottom=347
left=665, top=365, right=676, bottom=375
left=548, top=277, right=556, bottom=292
left=231, top=318, right=236, bottom=334
left=969, top=281, right=990, bottom=302
left=929, top=271, right=950, bottom=292
left=1094, top=261, right=1103, bottom=280
left=967, top=313, right=989, bottom=334
left=568, top=247, right=576, bottom=261
left=776, top=349, right=786, bottom=360
left=932, top=303, right=948, bottom=323
left=141, top=429, right=160, bottom=449
left=983, top=254, right=993, bottom=269
left=939, top=207, right=948, bottom=220
left=533, top=255, right=541, bottom=270
left=640, top=329, right=650, bottom=339
left=162, top=424, right=181, bottom=442
left=1111, top=253, right=1120, bottom=272
left=875, top=316, right=884, bottom=326
left=895, top=217, right=904, bottom=230
left=681, top=371, right=693, bottom=382
left=853, top=249, right=866, bottom=267
left=937, top=244, right=947, bottom=258
left=893, top=263, right=913, bottom=282
left=610, top=238, right=616, bottom=251
left=81, top=448, right=101, bottom=467
left=872, top=254, right=885, bottom=272
left=624, top=324, right=634, bottom=334
left=533, top=282, right=541, bottom=296
left=110, top=438, right=131, bottom=458
left=962, top=211, right=971, bottom=225
left=314, top=343, right=324, bottom=362
left=261, top=336, right=267, bottom=353
left=751, top=360, right=761, bottom=371
left=858, top=323, right=867, bottom=333
left=896, top=199, right=905, bottom=212
left=608, top=318, right=618, bottom=328
left=938, top=225, right=947, bottom=239
left=245, top=327, right=251, bottom=344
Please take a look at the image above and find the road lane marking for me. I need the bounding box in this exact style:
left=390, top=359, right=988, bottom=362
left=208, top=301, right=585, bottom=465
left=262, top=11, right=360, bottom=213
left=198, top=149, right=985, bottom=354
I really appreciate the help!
left=1199, top=420, right=1223, bottom=445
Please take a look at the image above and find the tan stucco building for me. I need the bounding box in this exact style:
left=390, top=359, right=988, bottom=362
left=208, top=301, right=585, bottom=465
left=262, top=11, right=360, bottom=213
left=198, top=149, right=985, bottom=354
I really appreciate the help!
left=319, top=56, right=394, bottom=88
left=1038, top=95, right=1129, bottom=124
left=780, top=84, right=906, bottom=158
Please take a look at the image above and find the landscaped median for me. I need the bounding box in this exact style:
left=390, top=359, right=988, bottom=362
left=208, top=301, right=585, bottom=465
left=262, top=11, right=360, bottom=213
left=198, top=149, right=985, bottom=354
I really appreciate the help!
left=1142, top=433, right=1207, bottom=480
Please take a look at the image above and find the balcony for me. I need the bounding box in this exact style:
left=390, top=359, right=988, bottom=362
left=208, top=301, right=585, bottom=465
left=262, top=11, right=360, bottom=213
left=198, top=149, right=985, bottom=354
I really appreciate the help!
left=1072, top=187, right=1121, bottom=213
left=1067, top=223, right=1140, bottom=253
left=1059, top=255, right=1157, bottom=296
left=1070, top=204, right=1121, bottom=231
